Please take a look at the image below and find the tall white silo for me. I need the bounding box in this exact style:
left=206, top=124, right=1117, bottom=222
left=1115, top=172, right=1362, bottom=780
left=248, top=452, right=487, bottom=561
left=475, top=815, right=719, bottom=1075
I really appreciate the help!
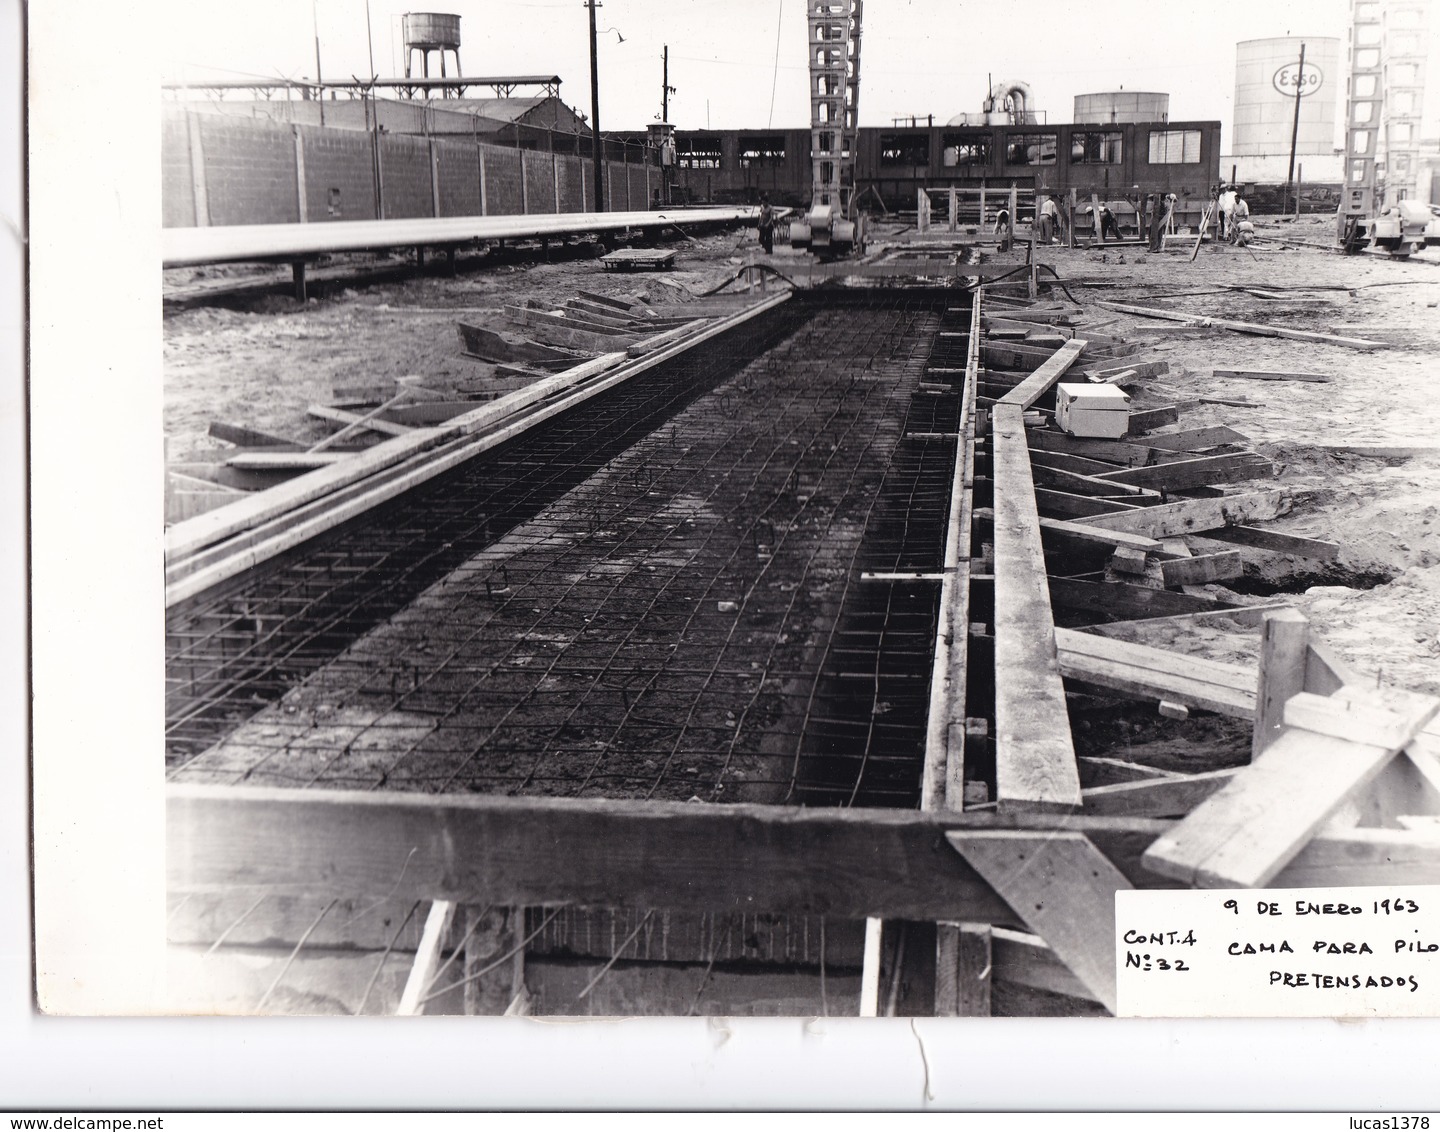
left=1226, top=36, right=1342, bottom=184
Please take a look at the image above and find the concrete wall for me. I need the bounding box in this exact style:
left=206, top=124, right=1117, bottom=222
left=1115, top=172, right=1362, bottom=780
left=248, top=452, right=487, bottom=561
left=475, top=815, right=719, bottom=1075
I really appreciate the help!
left=163, top=105, right=656, bottom=227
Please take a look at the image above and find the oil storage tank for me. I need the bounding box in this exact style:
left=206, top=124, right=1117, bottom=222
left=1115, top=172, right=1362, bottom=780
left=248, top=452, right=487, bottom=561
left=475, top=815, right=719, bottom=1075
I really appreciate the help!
left=1073, top=91, right=1169, bottom=124
left=1225, top=36, right=1342, bottom=186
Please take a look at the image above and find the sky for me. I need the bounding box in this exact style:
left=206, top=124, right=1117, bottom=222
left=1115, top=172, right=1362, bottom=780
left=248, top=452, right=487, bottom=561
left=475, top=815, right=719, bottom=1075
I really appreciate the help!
left=162, top=0, right=1439, bottom=147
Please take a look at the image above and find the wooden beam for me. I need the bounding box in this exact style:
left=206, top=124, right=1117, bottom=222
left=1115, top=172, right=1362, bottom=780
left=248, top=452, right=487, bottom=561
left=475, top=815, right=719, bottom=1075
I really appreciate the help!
left=1080, top=491, right=1288, bottom=539
left=168, top=784, right=1440, bottom=909
left=1095, top=453, right=1273, bottom=492
left=949, top=831, right=1130, bottom=1013
left=996, top=339, right=1088, bottom=410
left=396, top=900, right=455, bottom=1016
left=1212, top=368, right=1331, bottom=383
left=307, top=404, right=414, bottom=437
left=1099, top=301, right=1384, bottom=351
left=1142, top=426, right=1251, bottom=452
left=1081, top=770, right=1238, bottom=817
left=1200, top=525, right=1340, bottom=561
left=1271, top=828, right=1440, bottom=887
left=935, top=922, right=992, bottom=1016
left=1125, top=405, right=1182, bottom=433
left=1158, top=551, right=1245, bottom=587
left=1252, top=609, right=1310, bottom=759
left=859, top=918, right=883, bottom=1017
left=1049, top=576, right=1237, bottom=620
left=1143, top=703, right=1440, bottom=889
left=1034, top=488, right=1137, bottom=519
left=991, top=405, right=1083, bottom=812
left=208, top=421, right=303, bottom=449
left=990, top=927, right=1095, bottom=1003
left=1053, top=627, right=1256, bottom=719
left=1038, top=516, right=1163, bottom=553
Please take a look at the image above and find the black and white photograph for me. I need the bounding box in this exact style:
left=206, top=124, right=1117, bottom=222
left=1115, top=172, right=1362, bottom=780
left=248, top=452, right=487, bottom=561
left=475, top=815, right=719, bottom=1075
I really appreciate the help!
left=14, top=0, right=1440, bottom=1110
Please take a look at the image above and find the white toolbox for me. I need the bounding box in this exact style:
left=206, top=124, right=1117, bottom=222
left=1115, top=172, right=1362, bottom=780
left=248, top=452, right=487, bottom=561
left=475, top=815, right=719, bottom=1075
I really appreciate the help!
left=1054, top=382, right=1131, bottom=438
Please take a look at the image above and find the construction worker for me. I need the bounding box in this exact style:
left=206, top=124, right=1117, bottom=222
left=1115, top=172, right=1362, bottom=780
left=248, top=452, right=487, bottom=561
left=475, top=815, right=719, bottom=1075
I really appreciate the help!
left=1099, top=204, right=1123, bottom=242
left=757, top=195, right=775, bottom=255
left=1217, top=184, right=1238, bottom=239
left=1039, top=194, right=1061, bottom=244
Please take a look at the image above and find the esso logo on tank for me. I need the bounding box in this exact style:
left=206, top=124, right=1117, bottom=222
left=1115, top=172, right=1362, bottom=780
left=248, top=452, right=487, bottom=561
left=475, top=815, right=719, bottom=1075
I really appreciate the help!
left=1273, top=62, right=1323, bottom=97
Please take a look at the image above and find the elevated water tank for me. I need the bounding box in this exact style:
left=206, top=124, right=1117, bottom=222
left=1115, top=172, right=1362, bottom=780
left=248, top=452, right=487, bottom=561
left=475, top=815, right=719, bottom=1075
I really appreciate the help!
left=1231, top=37, right=1339, bottom=156
left=403, top=12, right=461, bottom=50
left=1073, top=91, right=1169, bottom=124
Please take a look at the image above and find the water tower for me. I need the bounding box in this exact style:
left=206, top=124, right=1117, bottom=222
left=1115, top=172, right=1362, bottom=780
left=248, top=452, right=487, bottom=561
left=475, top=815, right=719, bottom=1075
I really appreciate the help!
left=403, top=12, right=462, bottom=80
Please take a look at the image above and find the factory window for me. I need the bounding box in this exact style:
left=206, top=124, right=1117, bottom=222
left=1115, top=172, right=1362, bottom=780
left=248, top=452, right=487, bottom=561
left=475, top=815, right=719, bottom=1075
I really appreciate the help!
left=940, top=133, right=992, bottom=167
left=1354, top=48, right=1380, bottom=69
left=1004, top=132, right=1057, bottom=166
left=1352, top=74, right=1378, bottom=97
left=880, top=133, right=930, bottom=166
left=1071, top=131, right=1123, bottom=164
left=1391, top=63, right=1419, bottom=85
left=739, top=135, right=786, bottom=167
left=1389, top=32, right=1420, bottom=56
left=1391, top=122, right=1413, bottom=144
left=1353, top=101, right=1375, bottom=125
left=1147, top=129, right=1201, bottom=164
left=1392, top=91, right=1416, bottom=115
left=1352, top=129, right=1372, bottom=154
left=676, top=136, right=723, bottom=169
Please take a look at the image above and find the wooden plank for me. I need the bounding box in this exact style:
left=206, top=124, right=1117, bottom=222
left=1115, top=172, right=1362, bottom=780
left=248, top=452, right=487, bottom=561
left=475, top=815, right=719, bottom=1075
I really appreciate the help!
left=455, top=321, right=590, bottom=365
left=1034, top=488, right=1138, bottom=518
left=1201, top=525, right=1340, bottom=561
left=226, top=451, right=353, bottom=471
left=1096, top=453, right=1273, bottom=492
left=949, top=831, right=1131, bottom=1013
left=1053, top=628, right=1256, bottom=718
left=396, top=900, right=455, bottom=1016
left=1212, top=368, right=1332, bottom=383
left=991, top=405, right=1083, bottom=812
left=462, top=904, right=523, bottom=1016
left=935, top=922, right=992, bottom=1016
left=1158, top=551, right=1245, bottom=587
left=1126, top=405, right=1182, bottom=433
left=307, top=404, right=414, bottom=437
left=1031, top=463, right=1160, bottom=500
left=1141, top=426, right=1250, bottom=452
left=859, top=918, right=883, bottom=1017
left=1252, top=609, right=1310, bottom=759
left=1082, top=770, right=1238, bottom=817
left=1087, top=604, right=1290, bottom=635
left=1029, top=448, right=1123, bottom=477
left=1081, top=491, right=1287, bottom=538
left=1049, top=576, right=1236, bottom=619
left=1098, top=301, right=1384, bottom=351
left=1143, top=703, right=1440, bottom=889
left=1038, top=516, right=1163, bottom=553
left=1272, top=828, right=1440, bottom=887
left=997, top=340, right=1088, bottom=409
left=208, top=421, right=302, bottom=449
left=990, top=927, right=1096, bottom=1003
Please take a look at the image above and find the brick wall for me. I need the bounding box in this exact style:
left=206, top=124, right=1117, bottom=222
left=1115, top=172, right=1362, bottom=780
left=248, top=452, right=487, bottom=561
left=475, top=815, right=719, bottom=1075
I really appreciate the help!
left=435, top=137, right=483, bottom=217
left=197, top=115, right=301, bottom=226
left=300, top=127, right=378, bottom=222
left=483, top=146, right=524, bottom=215
left=162, top=111, right=196, bottom=228
left=379, top=133, right=435, bottom=219
left=523, top=149, right=558, bottom=214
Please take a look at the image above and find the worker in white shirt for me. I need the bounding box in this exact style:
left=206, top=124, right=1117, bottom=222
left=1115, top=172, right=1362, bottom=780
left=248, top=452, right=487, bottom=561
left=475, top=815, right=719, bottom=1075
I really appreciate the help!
left=1217, top=185, right=1238, bottom=239
left=1039, top=194, right=1061, bottom=244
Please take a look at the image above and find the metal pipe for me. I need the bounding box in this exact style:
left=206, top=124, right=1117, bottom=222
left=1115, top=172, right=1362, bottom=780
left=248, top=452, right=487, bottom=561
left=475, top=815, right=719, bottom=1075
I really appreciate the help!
left=162, top=207, right=757, bottom=267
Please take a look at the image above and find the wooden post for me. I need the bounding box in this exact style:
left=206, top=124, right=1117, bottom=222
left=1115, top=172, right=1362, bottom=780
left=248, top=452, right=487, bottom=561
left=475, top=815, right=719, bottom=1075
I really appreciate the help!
left=293, top=127, right=308, bottom=223
left=429, top=137, right=441, bottom=218
left=1090, top=192, right=1103, bottom=244
left=186, top=111, right=210, bottom=227
left=1252, top=609, right=1310, bottom=759
left=1007, top=185, right=1018, bottom=249
left=979, top=182, right=987, bottom=230
left=552, top=153, right=561, bottom=214
left=859, top=917, right=883, bottom=1016
left=948, top=186, right=958, bottom=234
left=396, top=900, right=455, bottom=1015
left=1067, top=188, right=1076, bottom=248
left=935, top=921, right=992, bottom=1016
left=291, top=261, right=307, bottom=303
left=520, top=153, right=529, bottom=215
left=917, top=188, right=929, bottom=233
left=478, top=143, right=488, bottom=216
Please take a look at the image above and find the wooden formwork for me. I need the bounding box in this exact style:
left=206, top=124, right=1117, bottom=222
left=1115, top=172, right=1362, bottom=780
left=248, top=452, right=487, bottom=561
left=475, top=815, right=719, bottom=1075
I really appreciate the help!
left=164, top=286, right=1440, bottom=1017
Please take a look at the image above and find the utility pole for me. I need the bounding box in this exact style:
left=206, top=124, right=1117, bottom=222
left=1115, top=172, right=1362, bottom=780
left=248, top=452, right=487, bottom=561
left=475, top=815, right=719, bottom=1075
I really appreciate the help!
left=365, top=0, right=376, bottom=77
left=662, top=45, right=673, bottom=121
left=587, top=0, right=605, bottom=212
left=312, top=0, right=325, bottom=125
left=1285, top=42, right=1306, bottom=217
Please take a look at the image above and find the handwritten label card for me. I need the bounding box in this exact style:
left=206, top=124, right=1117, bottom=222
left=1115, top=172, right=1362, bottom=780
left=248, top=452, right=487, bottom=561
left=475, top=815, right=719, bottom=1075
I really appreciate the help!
left=1116, top=887, right=1440, bottom=1018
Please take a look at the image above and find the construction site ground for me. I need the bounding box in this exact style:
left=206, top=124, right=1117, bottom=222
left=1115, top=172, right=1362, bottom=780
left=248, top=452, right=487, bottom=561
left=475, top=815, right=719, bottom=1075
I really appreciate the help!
left=163, top=213, right=1440, bottom=729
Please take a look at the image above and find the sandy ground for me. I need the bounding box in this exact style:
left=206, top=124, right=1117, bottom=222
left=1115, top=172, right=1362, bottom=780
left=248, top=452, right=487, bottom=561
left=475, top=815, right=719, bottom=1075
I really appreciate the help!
left=163, top=214, right=1440, bottom=697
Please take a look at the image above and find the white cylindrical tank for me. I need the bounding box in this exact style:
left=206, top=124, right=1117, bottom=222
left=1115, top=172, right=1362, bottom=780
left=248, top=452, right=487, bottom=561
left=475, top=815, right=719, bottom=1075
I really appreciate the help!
left=1073, top=91, right=1169, bottom=123
left=1231, top=37, right=1339, bottom=156
left=403, top=12, right=462, bottom=50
